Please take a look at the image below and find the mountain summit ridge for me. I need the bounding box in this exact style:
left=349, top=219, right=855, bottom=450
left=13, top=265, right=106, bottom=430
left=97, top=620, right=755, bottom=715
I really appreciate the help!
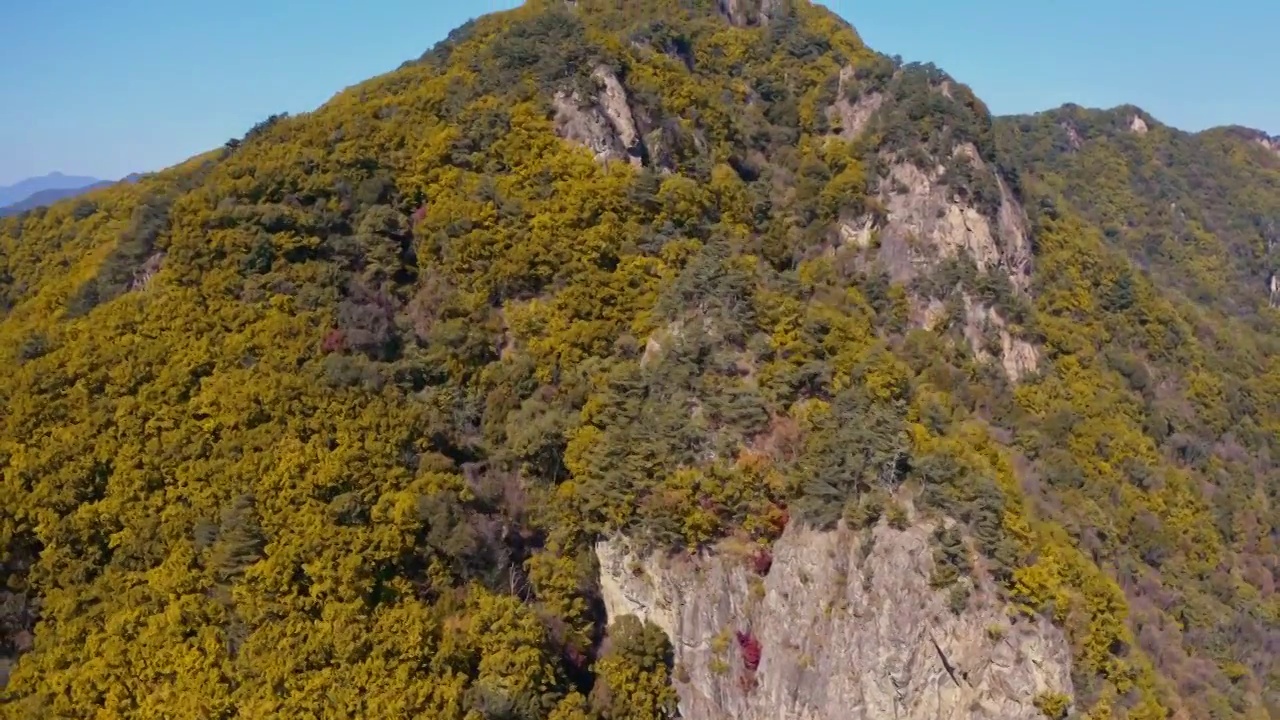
left=0, top=2, right=1276, bottom=718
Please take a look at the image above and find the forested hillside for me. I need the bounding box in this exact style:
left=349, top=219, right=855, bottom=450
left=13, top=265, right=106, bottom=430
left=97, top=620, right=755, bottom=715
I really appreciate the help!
left=0, top=1, right=1275, bottom=718
left=996, top=105, right=1280, bottom=318
left=992, top=105, right=1280, bottom=719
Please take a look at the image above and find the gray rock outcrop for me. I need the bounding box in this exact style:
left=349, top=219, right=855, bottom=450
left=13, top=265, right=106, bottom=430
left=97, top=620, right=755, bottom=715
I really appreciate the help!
left=553, top=66, right=645, bottom=167
left=826, top=65, right=883, bottom=140
left=853, top=142, right=1039, bottom=380
left=870, top=144, right=1032, bottom=293
left=598, top=521, right=1073, bottom=720
left=718, top=0, right=777, bottom=26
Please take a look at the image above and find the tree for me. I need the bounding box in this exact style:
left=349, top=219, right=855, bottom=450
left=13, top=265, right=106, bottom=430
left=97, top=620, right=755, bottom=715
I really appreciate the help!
left=590, top=616, right=678, bottom=720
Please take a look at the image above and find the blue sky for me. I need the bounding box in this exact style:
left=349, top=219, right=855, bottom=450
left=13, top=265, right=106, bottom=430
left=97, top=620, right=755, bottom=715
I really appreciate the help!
left=1, top=0, right=1276, bottom=186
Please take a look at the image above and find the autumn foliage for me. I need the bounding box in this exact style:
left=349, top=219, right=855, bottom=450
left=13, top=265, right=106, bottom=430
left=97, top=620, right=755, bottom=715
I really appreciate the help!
left=0, top=1, right=1273, bottom=718
left=736, top=630, right=762, bottom=672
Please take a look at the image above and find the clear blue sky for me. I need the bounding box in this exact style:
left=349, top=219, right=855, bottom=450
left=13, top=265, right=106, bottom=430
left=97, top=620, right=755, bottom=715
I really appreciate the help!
left=1, top=0, right=1276, bottom=186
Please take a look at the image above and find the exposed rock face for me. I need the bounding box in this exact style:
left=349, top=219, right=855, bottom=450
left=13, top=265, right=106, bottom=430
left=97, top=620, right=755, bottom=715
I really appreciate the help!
left=923, top=298, right=1039, bottom=382
left=1058, top=121, right=1084, bottom=151
left=848, top=141, right=1039, bottom=379
left=993, top=175, right=1034, bottom=289
left=1222, top=126, right=1280, bottom=158
left=1129, top=115, right=1150, bottom=135
left=553, top=92, right=624, bottom=163
left=878, top=162, right=1000, bottom=280
left=826, top=66, right=883, bottom=140
left=591, top=67, right=644, bottom=164
left=129, top=251, right=166, bottom=291
left=556, top=56, right=1040, bottom=382
left=553, top=66, right=645, bottom=167
left=598, top=522, right=1073, bottom=720
left=999, top=332, right=1041, bottom=382
left=837, top=216, right=875, bottom=248
left=718, top=0, right=777, bottom=26
left=871, top=145, right=1031, bottom=293
left=821, top=67, right=1039, bottom=380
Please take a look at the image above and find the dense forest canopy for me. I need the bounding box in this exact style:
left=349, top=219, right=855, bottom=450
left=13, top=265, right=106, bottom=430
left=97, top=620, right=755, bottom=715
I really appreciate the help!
left=0, top=1, right=1277, bottom=718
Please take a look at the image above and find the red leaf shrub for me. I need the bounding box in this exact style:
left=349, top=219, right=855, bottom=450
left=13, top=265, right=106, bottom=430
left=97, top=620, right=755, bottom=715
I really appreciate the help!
left=736, top=630, right=761, bottom=671
left=564, top=642, right=589, bottom=672
left=751, top=548, right=773, bottom=576
left=321, top=329, right=346, bottom=353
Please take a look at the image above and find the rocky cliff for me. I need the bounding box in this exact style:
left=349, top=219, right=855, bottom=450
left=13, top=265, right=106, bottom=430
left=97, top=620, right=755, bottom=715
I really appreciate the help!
left=862, top=147, right=1039, bottom=381
left=598, top=518, right=1073, bottom=720
left=553, top=54, right=1042, bottom=383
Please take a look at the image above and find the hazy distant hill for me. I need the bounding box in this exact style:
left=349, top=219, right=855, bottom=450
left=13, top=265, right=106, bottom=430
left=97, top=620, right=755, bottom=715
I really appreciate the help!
left=0, top=172, right=103, bottom=208
left=0, top=174, right=143, bottom=218
left=0, top=182, right=110, bottom=218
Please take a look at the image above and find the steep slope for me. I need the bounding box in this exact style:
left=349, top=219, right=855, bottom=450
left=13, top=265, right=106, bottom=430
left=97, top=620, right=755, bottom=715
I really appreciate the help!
left=995, top=105, right=1280, bottom=719
left=0, top=173, right=104, bottom=208
left=0, top=1, right=1274, bottom=719
left=996, top=105, right=1280, bottom=318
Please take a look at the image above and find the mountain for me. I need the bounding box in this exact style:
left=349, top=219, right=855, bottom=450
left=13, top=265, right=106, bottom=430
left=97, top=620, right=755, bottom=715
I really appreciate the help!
left=996, top=105, right=1280, bottom=319
left=0, top=172, right=104, bottom=208
left=0, top=1, right=1276, bottom=718
left=0, top=182, right=111, bottom=219
left=0, top=174, right=145, bottom=218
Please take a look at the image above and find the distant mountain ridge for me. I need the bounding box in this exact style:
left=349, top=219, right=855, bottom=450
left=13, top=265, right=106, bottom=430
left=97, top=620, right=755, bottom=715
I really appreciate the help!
left=0, top=173, right=143, bottom=218
left=0, top=172, right=103, bottom=208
